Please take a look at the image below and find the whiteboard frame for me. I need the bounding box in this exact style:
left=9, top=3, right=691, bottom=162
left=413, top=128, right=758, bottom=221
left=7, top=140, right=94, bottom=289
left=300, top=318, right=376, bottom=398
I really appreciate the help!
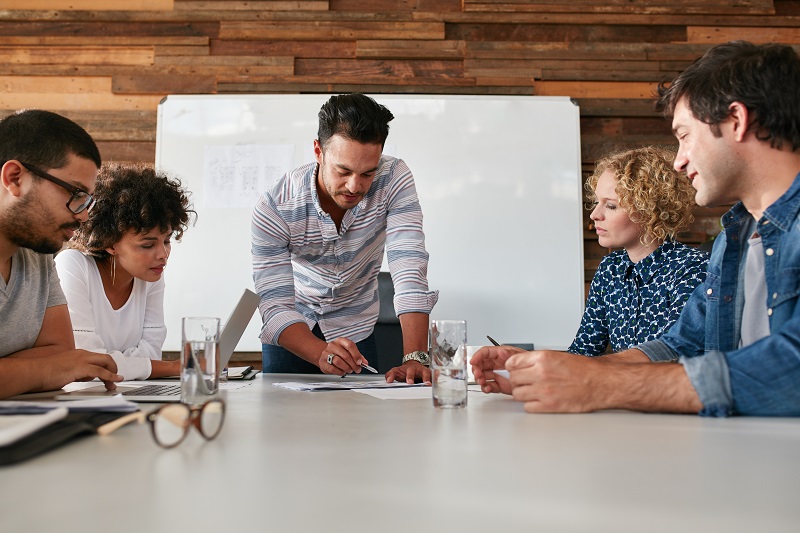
left=155, top=94, right=585, bottom=352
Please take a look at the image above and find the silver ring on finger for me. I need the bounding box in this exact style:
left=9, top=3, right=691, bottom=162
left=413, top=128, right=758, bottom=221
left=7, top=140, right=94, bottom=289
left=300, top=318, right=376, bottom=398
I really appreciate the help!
left=327, top=353, right=336, bottom=365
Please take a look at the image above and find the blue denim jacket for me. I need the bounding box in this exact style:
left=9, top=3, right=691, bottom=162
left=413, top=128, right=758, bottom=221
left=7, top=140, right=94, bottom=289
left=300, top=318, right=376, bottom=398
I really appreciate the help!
left=639, top=172, right=800, bottom=417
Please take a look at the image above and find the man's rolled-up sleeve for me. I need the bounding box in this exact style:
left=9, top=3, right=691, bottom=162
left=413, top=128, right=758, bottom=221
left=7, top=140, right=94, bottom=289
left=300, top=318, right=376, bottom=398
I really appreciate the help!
left=680, top=350, right=734, bottom=417
left=383, top=159, right=438, bottom=315
left=252, top=194, right=307, bottom=345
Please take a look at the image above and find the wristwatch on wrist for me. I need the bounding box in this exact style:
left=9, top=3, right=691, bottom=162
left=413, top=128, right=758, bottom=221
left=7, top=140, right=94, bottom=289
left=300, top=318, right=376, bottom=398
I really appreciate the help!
left=402, top=350, right=430, bottom=366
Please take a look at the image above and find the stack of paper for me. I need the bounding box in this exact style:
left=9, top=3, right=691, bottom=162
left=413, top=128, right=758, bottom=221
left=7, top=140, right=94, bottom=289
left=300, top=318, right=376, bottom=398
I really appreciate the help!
left=273, top=380, right=427, bottom=392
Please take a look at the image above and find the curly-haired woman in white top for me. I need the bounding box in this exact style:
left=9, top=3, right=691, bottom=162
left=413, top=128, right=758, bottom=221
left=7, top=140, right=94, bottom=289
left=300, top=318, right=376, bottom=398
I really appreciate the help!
left=56, top=163, right=194, bottom=380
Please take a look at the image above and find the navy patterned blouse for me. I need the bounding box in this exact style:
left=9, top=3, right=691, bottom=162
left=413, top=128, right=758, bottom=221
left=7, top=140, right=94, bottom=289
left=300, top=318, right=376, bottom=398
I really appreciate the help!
left=569, top=240, right=709, bottom=357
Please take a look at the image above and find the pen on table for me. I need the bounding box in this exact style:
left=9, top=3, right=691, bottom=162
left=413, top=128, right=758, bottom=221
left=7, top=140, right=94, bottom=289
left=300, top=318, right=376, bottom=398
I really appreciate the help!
left=487, top=335, right=500, bottom=346
left=341, top=362, right=378, bottom=378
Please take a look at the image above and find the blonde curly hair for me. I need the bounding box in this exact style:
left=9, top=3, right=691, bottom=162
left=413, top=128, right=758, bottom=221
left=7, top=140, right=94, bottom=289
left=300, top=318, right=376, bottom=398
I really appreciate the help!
left=586, top=146, right=696, bottom=246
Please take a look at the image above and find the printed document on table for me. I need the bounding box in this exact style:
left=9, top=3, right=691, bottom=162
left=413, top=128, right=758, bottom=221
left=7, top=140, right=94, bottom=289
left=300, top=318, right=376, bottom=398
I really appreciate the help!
left=0, top=407, right=69, bottom=446
left=273, top=381, right=427, bottom=392
left=355, top=384, right=485, bottom=400
left=0, top=396, right=139, bottom=414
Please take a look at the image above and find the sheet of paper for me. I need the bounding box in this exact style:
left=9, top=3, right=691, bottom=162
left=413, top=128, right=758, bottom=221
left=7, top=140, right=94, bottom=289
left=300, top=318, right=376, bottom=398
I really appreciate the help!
left=355, top=384, right=485, bottom=400
left=0, top=396, right=139, bottom=414
left=353, top=387, right=433, bottom=400
left=0, top=407, right=69, bottom=446
left=273, top=380, right=427, bottom=392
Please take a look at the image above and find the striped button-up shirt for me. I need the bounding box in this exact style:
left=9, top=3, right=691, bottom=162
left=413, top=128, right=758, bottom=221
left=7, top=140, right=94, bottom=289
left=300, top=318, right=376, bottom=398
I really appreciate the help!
left=252, top=156, right=438, bottom=345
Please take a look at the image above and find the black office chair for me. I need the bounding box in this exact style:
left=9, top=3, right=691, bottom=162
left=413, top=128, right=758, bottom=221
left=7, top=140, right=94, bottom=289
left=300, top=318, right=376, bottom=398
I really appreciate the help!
left=373, top=272, right=404, bottom=372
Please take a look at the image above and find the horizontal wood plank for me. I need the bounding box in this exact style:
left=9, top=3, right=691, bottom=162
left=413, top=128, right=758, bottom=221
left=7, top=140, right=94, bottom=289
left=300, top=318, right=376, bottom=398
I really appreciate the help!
left=218, top=21, right=445, bottom=40
left=295, top=58, right=464, bottom=78
left=462, top=2, right=775, bottom=15
left=448, top=23, right=686, bottom=42
left=330, top=0, right=462, bottom=11
left=210, top=40, right=356, bottom=58
left=153, top=45, right=210, bottom=56
left=445, top=12, right=798, bottom=25
left=218, top=82, right=532, bottom=94
left=0, top=22, right=219, bottom=38
left=0, top=36, right=209, bottom=46
left=13, top=0, right=174, bottom=9
left=687, top=26, right=800, bottom=43
left=174, top=1, right=329, bottom=9
left=535, top=80, right=658, bottom=98
left=0, top=108, right=157, bottom=141
left=96, top=141, right=156, bottom=164
left=0, top=75, right=111, bottom=93
left=356, top=40, right=466, bottom=60
left=154, top=56, right=294, bottom=67
left=112, top=74, right=217, bottom=94
left=0, top=92, right=164, bottom=111
left=0, top=46, right=154, bottom=66
left=466, top=42, right=650, bottom=60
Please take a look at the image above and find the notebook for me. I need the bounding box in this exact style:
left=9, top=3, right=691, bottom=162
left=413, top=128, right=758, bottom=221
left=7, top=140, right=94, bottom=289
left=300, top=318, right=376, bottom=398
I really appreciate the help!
left=56, top=289, right=260, bottom=402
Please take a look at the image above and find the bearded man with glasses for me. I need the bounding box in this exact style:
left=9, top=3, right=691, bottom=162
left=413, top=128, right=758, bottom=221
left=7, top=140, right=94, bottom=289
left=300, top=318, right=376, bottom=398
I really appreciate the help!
left=0, top=109, right=121, bottom=399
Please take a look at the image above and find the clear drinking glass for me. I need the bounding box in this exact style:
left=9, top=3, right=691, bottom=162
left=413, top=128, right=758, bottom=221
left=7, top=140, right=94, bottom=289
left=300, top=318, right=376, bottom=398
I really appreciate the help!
left=181, top=317, right=221, bottom=406
left=430, top=319, right=468, bottom=408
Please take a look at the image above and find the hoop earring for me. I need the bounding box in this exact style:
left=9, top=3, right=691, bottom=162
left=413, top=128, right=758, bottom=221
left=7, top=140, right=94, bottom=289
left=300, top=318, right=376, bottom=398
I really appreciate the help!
left=111, top=255, right=116, bottom=286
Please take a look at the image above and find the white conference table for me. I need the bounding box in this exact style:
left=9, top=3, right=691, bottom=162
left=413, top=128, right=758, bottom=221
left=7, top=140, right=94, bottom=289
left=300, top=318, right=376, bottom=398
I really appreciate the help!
left=2, top=373, right=800, bottom=533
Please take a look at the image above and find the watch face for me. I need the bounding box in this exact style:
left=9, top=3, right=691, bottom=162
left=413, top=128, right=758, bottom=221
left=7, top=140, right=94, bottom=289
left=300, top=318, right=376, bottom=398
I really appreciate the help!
left=418, top=352, right=430, bottom=364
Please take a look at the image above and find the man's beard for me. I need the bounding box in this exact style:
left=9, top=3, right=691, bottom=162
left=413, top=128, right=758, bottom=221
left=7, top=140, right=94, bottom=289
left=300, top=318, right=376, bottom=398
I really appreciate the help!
left=0, top=194, right=77, bottom=254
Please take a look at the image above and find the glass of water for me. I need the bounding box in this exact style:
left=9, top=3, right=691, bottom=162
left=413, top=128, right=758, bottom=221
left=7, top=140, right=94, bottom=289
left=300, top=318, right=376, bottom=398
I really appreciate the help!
left=430, top=319, right=468, bottom=408
left=181, top=317, right=221, bottom=406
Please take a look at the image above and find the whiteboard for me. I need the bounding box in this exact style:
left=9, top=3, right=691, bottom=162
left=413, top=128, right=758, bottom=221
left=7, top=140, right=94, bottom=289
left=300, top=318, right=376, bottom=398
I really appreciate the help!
left=155, top=94, right=584, bottom=351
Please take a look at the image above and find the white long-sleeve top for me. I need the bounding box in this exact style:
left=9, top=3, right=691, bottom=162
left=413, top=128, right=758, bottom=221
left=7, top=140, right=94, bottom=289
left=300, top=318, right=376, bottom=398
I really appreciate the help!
left=54, top=249, right=166, bottom=380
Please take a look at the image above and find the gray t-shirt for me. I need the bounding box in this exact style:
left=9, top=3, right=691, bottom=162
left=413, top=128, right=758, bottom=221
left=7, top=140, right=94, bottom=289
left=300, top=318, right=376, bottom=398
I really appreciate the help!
left=0, top=248, right=67, bottom=357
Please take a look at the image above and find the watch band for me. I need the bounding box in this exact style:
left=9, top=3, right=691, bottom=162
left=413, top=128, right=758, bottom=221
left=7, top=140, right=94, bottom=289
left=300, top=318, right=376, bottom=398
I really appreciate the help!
left=402, top=350, right=430, bottom=366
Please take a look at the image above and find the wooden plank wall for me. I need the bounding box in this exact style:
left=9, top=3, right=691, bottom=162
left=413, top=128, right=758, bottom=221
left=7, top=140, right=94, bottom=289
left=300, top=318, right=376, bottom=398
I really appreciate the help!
left=1, top=0, right=799, bottom=291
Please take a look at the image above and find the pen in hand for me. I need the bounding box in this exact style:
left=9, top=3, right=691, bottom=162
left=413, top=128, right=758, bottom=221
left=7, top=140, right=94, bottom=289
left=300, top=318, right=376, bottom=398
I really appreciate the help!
left=485, top=336, right=509, bottom=380
left=340, top=362, right=378, bottom=378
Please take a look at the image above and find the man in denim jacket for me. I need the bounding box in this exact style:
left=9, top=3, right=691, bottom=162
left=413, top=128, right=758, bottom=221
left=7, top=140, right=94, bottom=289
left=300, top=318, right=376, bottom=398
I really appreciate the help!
left=471, top=41, right=800, bottom=416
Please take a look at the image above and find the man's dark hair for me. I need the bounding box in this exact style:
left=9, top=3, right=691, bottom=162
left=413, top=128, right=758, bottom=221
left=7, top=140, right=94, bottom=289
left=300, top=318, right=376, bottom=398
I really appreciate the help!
left=657, top=41, right=800, bottom=151
left=70, top=163, right=195, bottom=260
left=0, top=109, right=101, bottom=169
left=317, top=94, right=394, bottom=150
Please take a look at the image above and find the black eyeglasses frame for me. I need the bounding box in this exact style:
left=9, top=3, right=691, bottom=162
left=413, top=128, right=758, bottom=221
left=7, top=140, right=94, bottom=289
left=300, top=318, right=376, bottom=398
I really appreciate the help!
left=18, top=161, right=95, bottom=214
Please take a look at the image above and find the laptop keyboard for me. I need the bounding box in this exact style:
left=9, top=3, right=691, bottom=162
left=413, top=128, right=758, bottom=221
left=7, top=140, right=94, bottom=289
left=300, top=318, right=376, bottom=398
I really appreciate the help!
left=122, top=384, right=180, bottom=397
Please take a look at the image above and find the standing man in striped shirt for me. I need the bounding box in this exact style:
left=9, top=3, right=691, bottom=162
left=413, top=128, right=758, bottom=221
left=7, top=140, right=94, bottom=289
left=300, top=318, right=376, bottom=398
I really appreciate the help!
left=252, top=94, right=438, bottom=383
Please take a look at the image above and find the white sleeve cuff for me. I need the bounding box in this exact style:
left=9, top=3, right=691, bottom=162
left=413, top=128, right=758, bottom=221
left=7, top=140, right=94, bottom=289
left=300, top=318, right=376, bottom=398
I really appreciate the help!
left=109, top=351, right=153, bottom=381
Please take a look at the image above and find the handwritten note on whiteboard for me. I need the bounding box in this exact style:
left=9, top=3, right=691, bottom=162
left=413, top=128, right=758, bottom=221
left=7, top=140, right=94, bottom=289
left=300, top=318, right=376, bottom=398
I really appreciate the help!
left=203, top=144, right=294, bottom=209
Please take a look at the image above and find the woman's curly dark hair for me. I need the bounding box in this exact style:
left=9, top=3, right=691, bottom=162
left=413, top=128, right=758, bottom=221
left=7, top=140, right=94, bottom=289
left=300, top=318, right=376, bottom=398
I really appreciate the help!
left=70, top=163, right=195, bottom=259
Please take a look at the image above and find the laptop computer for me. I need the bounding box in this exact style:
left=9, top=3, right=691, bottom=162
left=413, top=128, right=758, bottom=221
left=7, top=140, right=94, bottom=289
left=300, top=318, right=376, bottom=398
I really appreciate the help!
left=56, top=289, right=261, bottom=402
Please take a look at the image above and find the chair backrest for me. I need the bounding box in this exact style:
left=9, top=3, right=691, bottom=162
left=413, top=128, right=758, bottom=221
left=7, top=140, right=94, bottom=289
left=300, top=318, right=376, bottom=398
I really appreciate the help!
left=377, top=271, right=399, bottom=323
left=374, top=271, right=403, bottom=371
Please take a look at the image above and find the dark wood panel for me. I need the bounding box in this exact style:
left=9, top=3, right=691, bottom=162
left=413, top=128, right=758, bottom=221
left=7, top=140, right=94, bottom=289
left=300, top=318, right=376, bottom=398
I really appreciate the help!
left=210, top=40, right=356, bottom=58
left=112, top=74, right=217, bottom=94
left=466, top=41, right=651, bottom=60
left=0, top=21, right=220, bottom=37
left=295, top=58, right=465, bottom=79
left=447, top=23, right=687, bottom=42
left=219, top=21, right=445, bottom=40
left=330, top=0, right=461, bottom=11
left=96, top=141, right=156, bottom=164
left=0, top=0, right=787, bottom=285
left=175, top=1, right=330, bottom=9
left=218, top=82, right=532, bottom=94
left=357, top=40, right=466, bottom=59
